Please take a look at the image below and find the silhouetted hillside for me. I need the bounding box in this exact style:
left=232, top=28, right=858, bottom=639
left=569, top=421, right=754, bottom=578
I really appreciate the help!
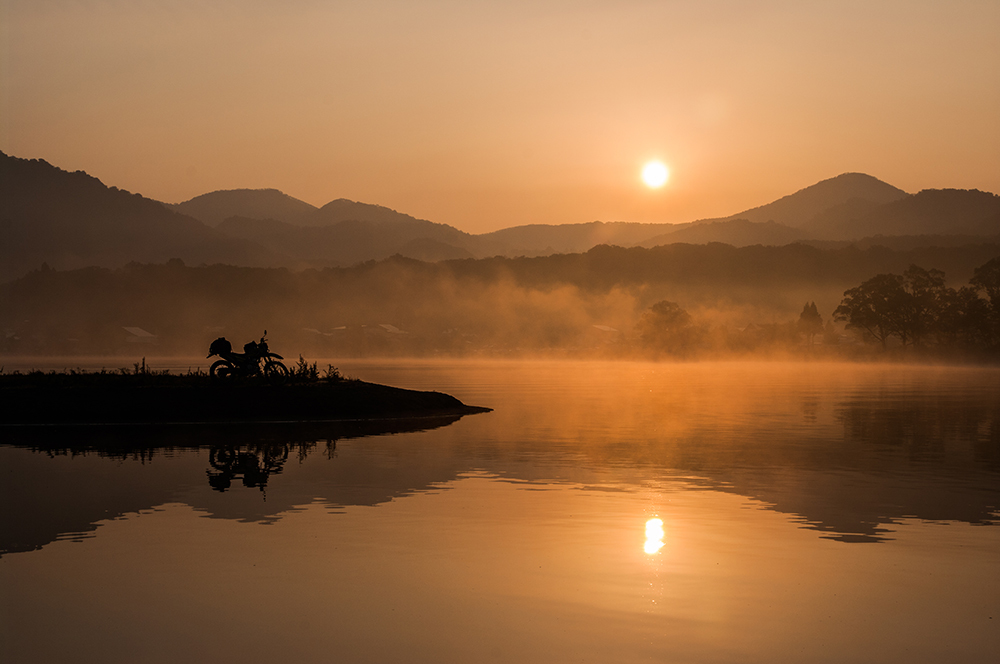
left=172, top=188, right=318, bottom=226
left=638, top=219, right=808, bottom=248
left=482, top=221, right=674, bottom=255
left=5, top=151, right=999, bottom=285
left=803, top=233, right=1000, bottom=252
left=716, top=172, right=910, bottom=227
left=313, top=198, right=430, bottom=226
left=0, top=152, right=283, bottom=282
left=396, top=237, right=476, bottom=262
left=166, top=178, right=1000, bottom=259
left=216, top=214, right=489, bottom=267
left=481, top=174, right=990, bottom=252
left=803, top=188, right=1000, bottom=239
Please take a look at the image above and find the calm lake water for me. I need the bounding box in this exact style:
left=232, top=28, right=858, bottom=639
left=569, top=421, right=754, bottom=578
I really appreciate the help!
left=2, top=359, right=999, bottom=663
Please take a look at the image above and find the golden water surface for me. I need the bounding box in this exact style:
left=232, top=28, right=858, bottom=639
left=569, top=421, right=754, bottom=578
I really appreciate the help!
left=2, top=360, right=998, bottom=663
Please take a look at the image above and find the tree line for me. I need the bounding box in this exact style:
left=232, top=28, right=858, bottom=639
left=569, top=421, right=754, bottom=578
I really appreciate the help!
left=636, top=257, right=1000, bottom=358
left=2, top=248, right=998, bottom=360
left=832, top=258, right=1000, bottom=352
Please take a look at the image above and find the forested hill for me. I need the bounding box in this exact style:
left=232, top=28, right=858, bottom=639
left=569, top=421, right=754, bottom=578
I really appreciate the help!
left=447, top=242, right=995, bottom=289
left=718, top=172, right=910, bottom=228
left=0, top=152, right=284, bottom=281
left=3, top=242, right=996, bottom=356
left=4, top=151, right=999, bottom=284
left=171, top=189, right=318, bottom=227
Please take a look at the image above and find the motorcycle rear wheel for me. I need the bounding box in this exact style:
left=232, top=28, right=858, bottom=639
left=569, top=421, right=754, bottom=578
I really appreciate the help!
left=209, top=447, right=237, bottom=470
left=210, top=360, right=234, bottom=379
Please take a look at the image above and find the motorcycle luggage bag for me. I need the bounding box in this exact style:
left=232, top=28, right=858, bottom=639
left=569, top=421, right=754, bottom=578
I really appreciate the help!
left=210, top=337, right=232, bottom=356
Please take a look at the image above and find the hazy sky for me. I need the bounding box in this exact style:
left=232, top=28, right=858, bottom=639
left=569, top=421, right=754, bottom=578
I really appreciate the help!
left=2, top=0, right=998, bottom=233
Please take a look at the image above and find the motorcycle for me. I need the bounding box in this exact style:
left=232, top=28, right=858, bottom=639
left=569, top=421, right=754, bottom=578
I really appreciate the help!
left=207, top=331, right=289, bottom=384
left=207, top=444, right=289, bottom=492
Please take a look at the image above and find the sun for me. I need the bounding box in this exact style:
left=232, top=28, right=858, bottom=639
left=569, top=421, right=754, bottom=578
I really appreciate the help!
left=641, top=161, right=669, bottom=188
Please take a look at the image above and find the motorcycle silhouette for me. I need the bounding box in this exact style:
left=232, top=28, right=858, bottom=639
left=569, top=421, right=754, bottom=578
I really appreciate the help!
left=207, top=444, right=290, bottom=492
left=207, top=331, right=290, bottom=384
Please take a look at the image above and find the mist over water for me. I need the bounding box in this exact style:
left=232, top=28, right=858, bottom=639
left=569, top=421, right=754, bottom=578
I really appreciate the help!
left=2, top=360, right=998, bottom=663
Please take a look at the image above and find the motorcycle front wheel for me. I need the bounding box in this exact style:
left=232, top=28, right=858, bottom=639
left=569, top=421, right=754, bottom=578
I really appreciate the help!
left=263, top=360, right=289, bottom=385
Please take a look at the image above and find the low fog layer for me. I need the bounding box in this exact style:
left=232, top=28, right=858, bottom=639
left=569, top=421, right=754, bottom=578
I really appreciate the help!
left=2, top=243, right=997, bottom=360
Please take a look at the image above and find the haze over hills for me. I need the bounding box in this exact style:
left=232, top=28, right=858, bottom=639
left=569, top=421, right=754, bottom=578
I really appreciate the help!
left=173, top=189, right=457, bottom=230
left=181, top=175, right=918, bottom=255
left=805, top=188, right=1000, bottom=239
left=717, top=173, right=910, bottom=228
left=636, top=173, right=911, bottom=247
left=214, top=215, right=485, bottom=267
left=479, top=221, right=675, bottom=256
left=171, top=189, right=318, bottom=227
left=3, top=150, right=999, bottom=283
left=637, top=219, right=810, bottom=248
left=499, top=173, right=997, bottom=250
left=0, top=152, right=285, bottom=282
left=168, top=170, right=1000, bottom=255
left=177, top=189, right=508, bottom=264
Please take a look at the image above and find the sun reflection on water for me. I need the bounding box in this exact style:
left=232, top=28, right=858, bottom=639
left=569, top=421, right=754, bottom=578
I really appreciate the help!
left=644, top=518, right=665, bottom=554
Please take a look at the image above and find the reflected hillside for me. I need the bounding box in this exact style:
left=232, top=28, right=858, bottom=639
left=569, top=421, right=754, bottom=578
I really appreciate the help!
left=383, top=361, right=1000, bottom=543
left=494, top=402, right=999, bottom=543
left=712, top=392, right=1000, bottom=542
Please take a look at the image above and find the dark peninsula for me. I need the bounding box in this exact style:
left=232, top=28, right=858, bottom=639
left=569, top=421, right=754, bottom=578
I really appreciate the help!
left=0, top=365, right=490, bottom=426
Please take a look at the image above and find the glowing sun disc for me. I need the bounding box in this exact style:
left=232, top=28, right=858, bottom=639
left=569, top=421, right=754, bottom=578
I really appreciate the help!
left=644, top=518, right=665, bottom=554
left=642, top=161, right=669, bottom=188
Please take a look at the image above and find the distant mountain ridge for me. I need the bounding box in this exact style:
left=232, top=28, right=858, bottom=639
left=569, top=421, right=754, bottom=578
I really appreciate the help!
left=487, top=173, right=997, bottom=250
left=175, top=189, right=501, bottom=263
left=717, top=172, right=910, bottom=228
left=633, top=173, right=911, bottom=247
left=638, top=219, right=809, bottom=248
left=481, top=221, right=673, bottom=256
left=2, top=150, right=998, bottom=283
left=805, top=188, right=1000, bottom=239
left=171, top=171, right=998, bottom=253
left=172, top=189, right=318, bottom=227
left=0, top=152, right=284, bottom=281
left=215, top=215, right=485, bottom=266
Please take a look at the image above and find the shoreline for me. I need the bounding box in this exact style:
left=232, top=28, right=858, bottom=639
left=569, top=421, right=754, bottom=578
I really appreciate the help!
left=0, top=375, right=491, bottom=426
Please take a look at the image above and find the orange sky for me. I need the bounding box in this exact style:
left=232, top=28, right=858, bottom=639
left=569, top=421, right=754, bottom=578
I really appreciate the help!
left=1, top=1, right=998, bottom=233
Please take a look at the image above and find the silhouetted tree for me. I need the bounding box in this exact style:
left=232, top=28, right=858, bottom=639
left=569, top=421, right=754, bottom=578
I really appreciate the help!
left=797, top=302, right=823, bottom=346
left=969, top=257, right=1000, bottom=349
left=636, top=300, right=695, bottom=355
left=834, top=273, right=908, bottom=350
left=970, top=257, right=1000, bottom=304
left=900, top=264, right=949, bottom=347
left=933, top=286, right=973, bottom=347
left=834, top=260, right=1000, bottom=354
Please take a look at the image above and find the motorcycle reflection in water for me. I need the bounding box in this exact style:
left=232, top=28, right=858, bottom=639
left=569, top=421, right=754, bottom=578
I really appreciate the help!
left=207, top=331, right=290, bottom=384
left=207, top=444, right=293, bottom=492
